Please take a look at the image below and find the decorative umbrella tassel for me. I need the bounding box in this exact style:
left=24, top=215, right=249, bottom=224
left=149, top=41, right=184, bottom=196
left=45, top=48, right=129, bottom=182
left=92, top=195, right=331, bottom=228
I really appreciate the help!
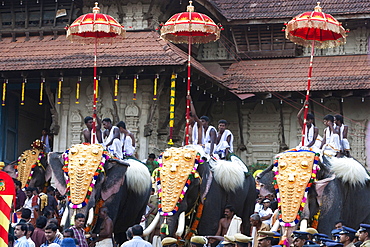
left=133, top=74, right=138, bottom=100
left=21, top=79, right=26, bottom=105
left=153, top=74, right=159, bottom=100
left=39, top=78, right=45, bottom=105
left=76, top=77, right=81, bottom=104
left=2, top=79, right=8, bottom=106
left=114, top=75, right=119, bottom=101
left=96, top=76, right=100, bottom=102
left=168, top=73, right=176, bottom=145
left=57, top=78, right=63, bottom=105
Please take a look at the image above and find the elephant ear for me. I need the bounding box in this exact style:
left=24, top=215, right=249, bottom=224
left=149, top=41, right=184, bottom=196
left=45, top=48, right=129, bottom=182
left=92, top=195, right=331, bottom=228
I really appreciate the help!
left=3, top=161, right=17, bottom=179
left=48, top=152, right=67, bottom=195
left=101, top=161, right=128, bottom=201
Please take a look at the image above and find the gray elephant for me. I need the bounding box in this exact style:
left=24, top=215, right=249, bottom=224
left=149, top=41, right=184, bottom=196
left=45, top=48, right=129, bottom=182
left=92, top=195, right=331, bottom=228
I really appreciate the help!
left=144, top=146, right=256, bottom=241
left=48, top=143, right=151, bottom=245
left=257, top=149, right=370, bottom=236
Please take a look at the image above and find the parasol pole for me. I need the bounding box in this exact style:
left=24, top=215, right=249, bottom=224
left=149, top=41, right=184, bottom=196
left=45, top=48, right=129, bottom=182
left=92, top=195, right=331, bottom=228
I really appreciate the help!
left=185, top=35, right=192, bottom=145
left=301, top=40, right=315, bottom=146
left=92, top=37, right=98, bottom=144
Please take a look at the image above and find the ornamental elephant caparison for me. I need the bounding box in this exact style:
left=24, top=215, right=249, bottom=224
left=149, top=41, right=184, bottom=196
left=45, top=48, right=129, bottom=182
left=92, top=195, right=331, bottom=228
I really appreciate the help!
left=257, top=150, right=370, bottom=237
left=48, top=143, right=152, bottom=245
left=145, top=145, right=256, bottom=240
left=4, top=143, right=52, bottom=189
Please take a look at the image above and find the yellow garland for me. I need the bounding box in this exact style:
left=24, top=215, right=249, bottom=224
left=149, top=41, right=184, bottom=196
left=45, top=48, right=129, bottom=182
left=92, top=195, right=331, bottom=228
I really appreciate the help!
left=167, top=73, right=176, bottom=145
left=21, top=79, right=26, bottom=105
left=114, top=75, right=119, bottom=101
left=76, top=77, right=81, bottom=104
left=153, top=74, right=158, bottom=100
left=2, top=79, right=7, bottom=106
left=39, top=78, right=44, bottom=105
left=133, top=74, right=138, bottom=100
left=57, top=78, right=63, bottom=104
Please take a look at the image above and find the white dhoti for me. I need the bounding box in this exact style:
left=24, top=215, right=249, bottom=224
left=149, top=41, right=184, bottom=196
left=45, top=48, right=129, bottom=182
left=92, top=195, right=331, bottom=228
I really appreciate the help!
left=342, top=138, right=350, bottom=151
left=95, top=238, right=113, bottom=247
left=105, top=139, right=123, bottom=159
left=323, top=133, right=341, bottom=157
left=204, top=143, right=216, bottom=155
left=226, top=215, right=242, bottom=235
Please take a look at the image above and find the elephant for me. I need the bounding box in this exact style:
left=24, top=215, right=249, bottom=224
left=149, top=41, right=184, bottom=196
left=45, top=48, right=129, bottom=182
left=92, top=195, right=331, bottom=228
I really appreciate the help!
left=257, top=149, right=370, bottom=237
left=4, top=143, right=52, bottom=189
left=48, top=143, right=152, bottom=245
left=144, top=145, right=256, bottom=241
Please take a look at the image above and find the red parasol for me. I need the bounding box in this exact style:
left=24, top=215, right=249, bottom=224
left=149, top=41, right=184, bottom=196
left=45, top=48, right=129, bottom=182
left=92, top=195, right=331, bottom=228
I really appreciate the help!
left=285, top=2, right=346, bottom=146
left=66, top=2, right=125, bottom=143
left=160, top=1, right=221, bottom=145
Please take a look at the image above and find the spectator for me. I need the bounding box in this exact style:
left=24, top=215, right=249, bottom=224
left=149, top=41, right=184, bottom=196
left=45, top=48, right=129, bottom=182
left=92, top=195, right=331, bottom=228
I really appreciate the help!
left=47, top=218, right=63, bottom=240
left=31, top=216, right=47, bottom=247
left=335, top=220, right=345, bottom=230
left=339, top=227, right=357, bottom=247
left=358, top=224, right=370, bottom=247
left=14, top=223, right=30, bottom=247
left=121, top=225, right=151, bottom=246
left=62, top=229, right=74, bottom=239
left=250, top=214, right=270, bottom=247
left=19, top=209, right=32, bottom=224
left=69, top=214, right=88, bottom=247
left=15, top=180, right=26, bottom=211
left=24, top=187, right=39, bottom=226
left=254, top=195, right=263, bottom=214
left=41, top=224, right=62, bottom=247
left=26, top=223, right=35, bottom=247
left=60, top=238, right=76, bottom=247
left=41, top=187, right=58, bottom=219
left=145, top=154, right=159, bottom=175
left=258, top=199, right=273, bottom=226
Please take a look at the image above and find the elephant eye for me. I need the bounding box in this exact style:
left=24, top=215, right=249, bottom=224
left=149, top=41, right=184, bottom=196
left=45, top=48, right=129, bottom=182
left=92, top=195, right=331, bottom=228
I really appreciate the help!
left=91, top=149, right=99, bottom=155
left=32, top=151, right=36, bottom=155
left=183, top=153, right=192, bottom=161
left=279, top=161, right=287, bottom=170
left=163, top=151, right=171, bottom=160
left=301, top=160, right=309, bottom=169
left=70, top=148, right=78, bottom=155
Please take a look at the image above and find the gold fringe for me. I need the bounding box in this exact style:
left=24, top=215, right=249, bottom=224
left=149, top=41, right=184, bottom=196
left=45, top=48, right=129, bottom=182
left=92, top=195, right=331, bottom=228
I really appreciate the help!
left=161, top=24, right=220, bottom=44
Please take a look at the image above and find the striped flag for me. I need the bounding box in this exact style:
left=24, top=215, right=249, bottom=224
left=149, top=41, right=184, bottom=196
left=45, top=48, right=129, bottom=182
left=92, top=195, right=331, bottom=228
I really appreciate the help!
left=0, top=171, right=16, bottom=247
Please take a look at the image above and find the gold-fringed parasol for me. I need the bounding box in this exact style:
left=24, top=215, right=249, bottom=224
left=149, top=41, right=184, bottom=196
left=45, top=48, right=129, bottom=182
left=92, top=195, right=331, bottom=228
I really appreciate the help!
left=285, top=2, right=346, bottom=146
left=160, top=1, right=221, bottom=145
left=66, top=2, right=125, bottom=143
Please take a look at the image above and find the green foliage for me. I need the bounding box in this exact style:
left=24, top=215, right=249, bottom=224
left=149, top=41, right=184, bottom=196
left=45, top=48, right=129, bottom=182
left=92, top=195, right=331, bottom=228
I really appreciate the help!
left=248, top=162, right=269, bottom=175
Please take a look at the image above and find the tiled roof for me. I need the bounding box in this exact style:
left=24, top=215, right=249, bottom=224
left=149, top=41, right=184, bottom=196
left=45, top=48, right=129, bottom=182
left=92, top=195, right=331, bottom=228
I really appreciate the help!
left=0, top=31, right=219, bottom=82
left=222, top=55, right=370, bottom=95
left=206, top=0, right=370, bottom=21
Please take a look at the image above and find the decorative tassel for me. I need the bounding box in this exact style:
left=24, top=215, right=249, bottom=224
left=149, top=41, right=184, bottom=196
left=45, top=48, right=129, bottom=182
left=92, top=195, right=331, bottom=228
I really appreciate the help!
left=133, top=74, right=138, bottom=100
left=76, top=76, right=81, bottom=104
left=153, top=74, right=159, bottom=100
left=39, top=78, right=44, bottom=105
left=2, top=79, right=8, bottom=106
left=114, top=75, right=119, bottom=101
left=160, top=217, right=169, bottom=235
left=96, top=76, right=100, bottom=102
left=21, top=78, right=26, bottom=105
left=311, top=208, right=321, bottom=229
left=57, top=77, right=63, bottom=105
left=168, top=73, right=176, bottom=145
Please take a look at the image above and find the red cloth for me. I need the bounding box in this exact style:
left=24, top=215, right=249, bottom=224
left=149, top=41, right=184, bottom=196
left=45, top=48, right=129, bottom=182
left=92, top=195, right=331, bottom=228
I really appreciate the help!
left=31, top=227, right=47, bottom=247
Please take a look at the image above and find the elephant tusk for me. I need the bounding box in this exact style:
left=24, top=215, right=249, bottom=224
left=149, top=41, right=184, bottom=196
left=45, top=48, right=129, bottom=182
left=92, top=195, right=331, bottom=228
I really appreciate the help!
left=175, top=212, right=185, bottom=237
left=143, top=212, right=160, bottom=237
left=300, top=219, right=308, bottom=231
left=61, top=206, right=69, bottom=227
left=86, top=207, right=94, bottom=226
left=271, top=217, right=280, bottom=232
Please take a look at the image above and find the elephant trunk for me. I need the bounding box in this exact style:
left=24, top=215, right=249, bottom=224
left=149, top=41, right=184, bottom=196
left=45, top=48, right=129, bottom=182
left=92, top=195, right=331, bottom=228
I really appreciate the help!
left=143, top=212, right=160, bottom=237
left=158, top=214, right=179, bottom=238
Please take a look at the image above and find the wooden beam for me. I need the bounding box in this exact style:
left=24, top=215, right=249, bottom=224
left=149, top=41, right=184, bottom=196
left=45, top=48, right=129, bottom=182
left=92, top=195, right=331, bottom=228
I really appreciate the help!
left=11, top=1, right=15, bottom=29
left=244, top=26, right=250, bottom=51
left=270, top=25, right=273, bottom=50
left=39, top=0, right=43, bottom=28
left=25, top=0, right=29, bottom=29
left=53, top=1, right=58, bottom=27
left=258, top=25, right=261, bottom=51
left=231, top=27, right=240, bottom=53
left=68, top=0, right=74, bottom=24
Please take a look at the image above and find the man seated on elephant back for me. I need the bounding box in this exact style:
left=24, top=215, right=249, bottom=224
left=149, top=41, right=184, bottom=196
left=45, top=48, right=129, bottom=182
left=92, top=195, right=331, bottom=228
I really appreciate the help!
left=320, top=114, right=340, bottom=157
left=214, top=120, right=234, bottom=159
left=82, top=113, right=103, bottom=144
left=102, top=118, right=123, bottom=159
